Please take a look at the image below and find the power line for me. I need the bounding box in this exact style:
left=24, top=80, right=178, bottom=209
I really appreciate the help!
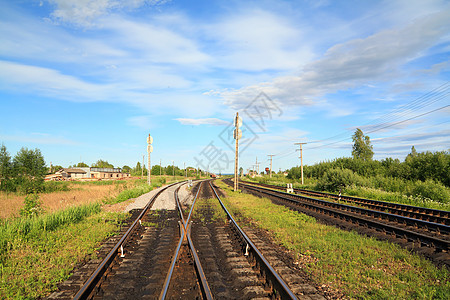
left=308, top=104, right=449, bottom=150
left=308, top=81, right=449, bottom=144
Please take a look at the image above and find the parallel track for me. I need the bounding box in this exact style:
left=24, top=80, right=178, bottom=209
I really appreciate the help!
left=228, top=179, right=450, bottom=266
left=242, top=180, right=449, bottom=225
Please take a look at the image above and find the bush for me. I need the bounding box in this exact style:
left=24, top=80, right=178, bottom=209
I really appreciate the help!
left=43, top=181, right=70, bottom=193
left=19, top=194, right=44, bottom=217
left=410, top=180, right=449, bottom=203
left=316, top=168, right=365, bottom=192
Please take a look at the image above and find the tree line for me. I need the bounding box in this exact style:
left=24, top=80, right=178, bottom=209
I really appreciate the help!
left=287, top=129, right=449, bottom=203
left=0, top=144, right=203, bottom=194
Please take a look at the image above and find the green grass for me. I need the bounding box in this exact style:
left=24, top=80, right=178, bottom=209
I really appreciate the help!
left=216, top=180, right=450, bottom=299
left=193, top=197, right=228, bottom=225
left=104, top=177, right=167, bottom=204
left=0, top=205, right=127, bottom=299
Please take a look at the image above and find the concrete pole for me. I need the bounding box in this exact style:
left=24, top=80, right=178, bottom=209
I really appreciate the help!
left=295, top=143, right=307, bottom=185
left=268, top=155, right=275, bottom=178
left=234, top=112, right=240, bottom=191
left=147, top=134, right=151, bottom=186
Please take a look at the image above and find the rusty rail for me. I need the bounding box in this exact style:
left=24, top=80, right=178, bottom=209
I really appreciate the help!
left=73, top=181, right=182, bottom=300
left=209, top=181, right=297, bottom=299
left=240, top=182, right=449, bottom=252
left=159, top=180, right=213, bottom=300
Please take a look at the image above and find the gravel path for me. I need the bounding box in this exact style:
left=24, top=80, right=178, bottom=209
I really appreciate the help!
left=123, top=182, right=191, bottom=212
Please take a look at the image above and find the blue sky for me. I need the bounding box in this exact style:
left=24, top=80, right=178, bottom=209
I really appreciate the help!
left=0, top=0, right=449, bottom=174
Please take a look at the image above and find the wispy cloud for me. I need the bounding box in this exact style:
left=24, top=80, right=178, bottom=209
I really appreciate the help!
left=45, top=0, right=170, bottom=27
left=175, top=118, right=230, bottom=126
left=219, top=8, right=450, bottom=110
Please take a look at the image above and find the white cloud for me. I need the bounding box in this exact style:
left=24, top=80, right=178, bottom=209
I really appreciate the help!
left=175, top=118, right=230, bottom=126
left=103, top=16, right=210, bottom=65
left=219, top=8, right=450, bottom=110
left=205, top=9, right=313, bottom=71
left=46, top=0, right=169, bottom=27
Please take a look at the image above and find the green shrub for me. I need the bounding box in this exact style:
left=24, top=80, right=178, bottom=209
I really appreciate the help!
left=19, top=194, right=44, bottom=217
left=43, top=181, right=70, bottom=193
left=410, top=180, right=449, bottom=203
left=316, top=168, right=365, bottom=192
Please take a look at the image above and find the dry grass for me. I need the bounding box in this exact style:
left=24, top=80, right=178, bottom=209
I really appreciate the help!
left=0, top=184, right=120, bottom=219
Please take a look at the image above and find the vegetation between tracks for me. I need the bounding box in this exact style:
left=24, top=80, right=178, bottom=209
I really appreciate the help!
left=216, top=180, right=449, bottom=299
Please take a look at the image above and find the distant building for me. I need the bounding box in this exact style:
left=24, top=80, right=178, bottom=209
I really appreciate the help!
left=45, top=167, right=130, bottom=181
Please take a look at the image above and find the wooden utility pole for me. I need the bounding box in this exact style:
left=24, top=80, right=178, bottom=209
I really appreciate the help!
left=142, top=155, right=144, bottom=178
left=294, top=142, right=307, bottom=185
left=267, top=155, right=275, bottom=178
left=160, top=159, right=162, bottom=176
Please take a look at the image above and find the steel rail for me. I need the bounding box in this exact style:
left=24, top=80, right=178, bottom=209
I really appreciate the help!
left=241, top=183, right=450, bottom=252
left=159, top=180, right=213, bottom=300
left=241, top=180, right=450, bottom=224
left=174, top=181, right=214, bottom=300
left=209, top=181, right=297, bottom=300
left=240, top=182, right=450, bottom=236
left=73, top=181, right=182, bottom=300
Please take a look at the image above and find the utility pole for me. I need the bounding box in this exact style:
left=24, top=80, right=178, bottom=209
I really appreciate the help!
left=255, top=157, right=260, bottom=175
left=160, top=159, right=162, bottom=176
left=147, top=134, right=153, bottom=185
left=184, top=162, right=187, bottom=178
left=234, top=112, right=242, bottom=191
left=267, top=155, right=275, bottom=178
left=142, top=155, right=144, bottom=178
left=172, top=160, right=175, bottom=179
left=294, top=142, right=307, bottom=185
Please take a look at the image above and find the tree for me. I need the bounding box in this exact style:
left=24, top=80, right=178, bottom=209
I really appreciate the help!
left=352, top=128, right=374, bottom=161
left=151, top=165, right=162, bottom=175
left=76, top=162, right=89, bottom=167
left=92, top=159, right=114, bottom=168
left=50, top=165, right=63, bottom=173
left=13, top=147, right=47, bottom=194
left=239, top=167, right=243, bottom=176
left=122, top=165, right=132, bottom=173
left=0, top=144, right=13, bottom=191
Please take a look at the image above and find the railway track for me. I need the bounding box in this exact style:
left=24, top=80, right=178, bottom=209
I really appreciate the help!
left=242, top=180, right=450, bottom=225
left=49, top=179, right=326, bottom=299
left=228, top=179, right=450, bottom=267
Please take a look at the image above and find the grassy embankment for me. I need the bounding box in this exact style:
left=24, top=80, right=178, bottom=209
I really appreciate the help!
left=215, top=180, right=449, bottom=299
left=244, top=175, right=450, bottom=211
left=0, top=176, right=170, bottom=299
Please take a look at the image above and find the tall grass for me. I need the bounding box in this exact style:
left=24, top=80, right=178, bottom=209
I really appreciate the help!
left=0, top=203, right=101, bottom=264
